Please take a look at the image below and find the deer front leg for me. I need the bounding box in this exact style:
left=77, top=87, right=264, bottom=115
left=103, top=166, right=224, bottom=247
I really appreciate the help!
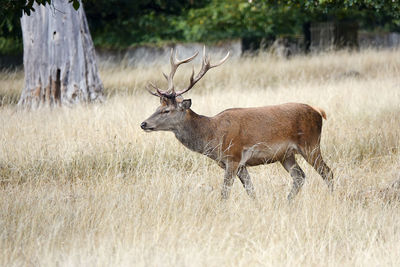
left=237, top=166, right=256, bottom=199
left=221, top=162, right=238, bottom=200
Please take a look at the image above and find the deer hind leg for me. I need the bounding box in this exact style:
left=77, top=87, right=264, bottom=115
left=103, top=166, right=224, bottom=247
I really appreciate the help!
left=303, top=147, right=333, bottom=192
left=237, top=166, right=256, bottom=199
left=281, top=154, right=306, bottom=201
left=221, top=162, right=238, bottom=200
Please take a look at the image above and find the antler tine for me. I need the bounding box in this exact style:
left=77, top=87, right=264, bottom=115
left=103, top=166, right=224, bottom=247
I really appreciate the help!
left=166, top=48, right=199, bottom=93
left=145, top=84, right=161, bottom=97
left=166, top=49, right=176, bottom=93
left=162, top=71, right=168, bottom=81
left=175, top=46, right=230, bottom=96
left=201, top=45, right=208, bottom=65
left=148, top=82, right=168, bottom=97
left=210, top=51, right=230, bottom=68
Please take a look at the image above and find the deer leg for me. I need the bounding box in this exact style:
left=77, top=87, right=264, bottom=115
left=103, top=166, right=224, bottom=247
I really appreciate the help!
left=304, top=147, right=334, bottom=192
left=281, top=154, right=306, bottom=201
left=217, top=161, right=226, bottom=169
left=237, top=166, right=256, bottom=199
left=221, top=162, right=238, bottom=200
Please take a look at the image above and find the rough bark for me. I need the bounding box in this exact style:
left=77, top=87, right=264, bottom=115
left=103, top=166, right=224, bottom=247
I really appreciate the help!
left=19, top=0, right=104, bottom=108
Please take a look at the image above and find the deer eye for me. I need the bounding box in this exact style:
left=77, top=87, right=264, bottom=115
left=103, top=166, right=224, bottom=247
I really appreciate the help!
left=162, top=110, right=170, bottom=114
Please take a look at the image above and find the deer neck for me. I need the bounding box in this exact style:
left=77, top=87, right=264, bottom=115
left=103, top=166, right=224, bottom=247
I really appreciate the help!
left=173, top=109, right=215, bottom=155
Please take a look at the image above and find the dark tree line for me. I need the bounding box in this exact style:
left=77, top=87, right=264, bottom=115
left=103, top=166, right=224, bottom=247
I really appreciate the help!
left=1, top=0, right=400, bottom=55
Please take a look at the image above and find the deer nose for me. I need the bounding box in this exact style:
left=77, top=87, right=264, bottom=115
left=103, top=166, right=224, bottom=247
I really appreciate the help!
left=140, top=122, right=147, bottom=129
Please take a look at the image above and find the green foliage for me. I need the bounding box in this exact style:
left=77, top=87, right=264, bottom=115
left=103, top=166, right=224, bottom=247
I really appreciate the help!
left=0, top=0, right=80, bottom=56
left=0, top=37, right=22, bottom=55
left=0, top=0, right=400, bottom=54
left=1, top=0, right=79, bottom=16
left=84, top=0, right=400, bottom=47
left=83, top=0, right=210, bottom=47
left=176, top=0, right=304, bottom=42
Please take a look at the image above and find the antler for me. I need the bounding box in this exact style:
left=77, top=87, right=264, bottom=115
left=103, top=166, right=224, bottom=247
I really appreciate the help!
left=146, top=46, right=230, bottom=98
left=145, top=82, right=164, bottom=97
left=175, top=46, right=230, bottom=96
left=167, top=49, right=199, bottom=93
left=147, top=49, right=198, bottom=98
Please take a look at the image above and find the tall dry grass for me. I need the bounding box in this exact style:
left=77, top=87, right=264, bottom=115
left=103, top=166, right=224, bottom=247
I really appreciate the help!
left=0, top=49, right=400, bottom=266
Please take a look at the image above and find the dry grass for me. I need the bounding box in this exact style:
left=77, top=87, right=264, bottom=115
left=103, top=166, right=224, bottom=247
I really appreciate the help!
left=1, top=49, right=400, bottom=266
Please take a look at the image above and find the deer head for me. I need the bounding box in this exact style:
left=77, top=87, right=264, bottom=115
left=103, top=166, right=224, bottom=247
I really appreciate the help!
left=140, top=47, right=230, bottom=132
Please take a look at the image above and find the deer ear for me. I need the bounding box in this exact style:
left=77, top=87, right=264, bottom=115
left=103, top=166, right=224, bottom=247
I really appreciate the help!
left=179, top=99, right=191, bottom=110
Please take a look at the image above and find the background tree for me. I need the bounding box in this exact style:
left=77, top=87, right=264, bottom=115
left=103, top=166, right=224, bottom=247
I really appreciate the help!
left=18, top=0, right=103, bottom=107
left=1, top=0, right=400, bottom=57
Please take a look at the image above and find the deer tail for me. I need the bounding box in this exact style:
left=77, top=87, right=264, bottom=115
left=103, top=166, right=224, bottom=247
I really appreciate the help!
left=311, top=106, right=327, bottom=120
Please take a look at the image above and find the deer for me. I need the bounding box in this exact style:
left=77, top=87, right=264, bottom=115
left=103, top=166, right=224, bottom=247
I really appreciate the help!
left=141, top=47, right=333, bottom=200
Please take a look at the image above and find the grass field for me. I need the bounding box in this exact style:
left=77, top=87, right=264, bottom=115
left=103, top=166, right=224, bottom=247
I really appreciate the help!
left=1, top=49, right=400, bottom=266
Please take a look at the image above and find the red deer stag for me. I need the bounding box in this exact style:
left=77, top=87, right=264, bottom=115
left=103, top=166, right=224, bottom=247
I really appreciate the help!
left=141, top=47, right=333, bottom=200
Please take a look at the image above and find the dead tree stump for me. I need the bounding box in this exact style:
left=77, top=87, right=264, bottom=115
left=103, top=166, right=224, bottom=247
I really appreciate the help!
left=19, top=0, right=104, bottom=108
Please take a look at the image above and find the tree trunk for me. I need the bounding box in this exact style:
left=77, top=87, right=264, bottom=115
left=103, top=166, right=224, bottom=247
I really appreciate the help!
left=19, top=0, right=104, bottom=108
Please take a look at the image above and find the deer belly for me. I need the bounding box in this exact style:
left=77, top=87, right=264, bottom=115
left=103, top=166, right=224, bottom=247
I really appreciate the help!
left=239, top=142, right=296, bottom=166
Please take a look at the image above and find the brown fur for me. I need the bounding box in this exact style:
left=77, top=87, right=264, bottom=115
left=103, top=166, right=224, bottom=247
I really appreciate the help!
left=142, top=100, right=333, bottom=200
left=208, top=103, right=323, bottom=163
left=142, top=48, right=332, bottom=200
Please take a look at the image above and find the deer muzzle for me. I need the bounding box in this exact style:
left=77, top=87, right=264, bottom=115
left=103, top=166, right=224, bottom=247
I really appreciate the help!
left=140, top=121, right=154, bottom=132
